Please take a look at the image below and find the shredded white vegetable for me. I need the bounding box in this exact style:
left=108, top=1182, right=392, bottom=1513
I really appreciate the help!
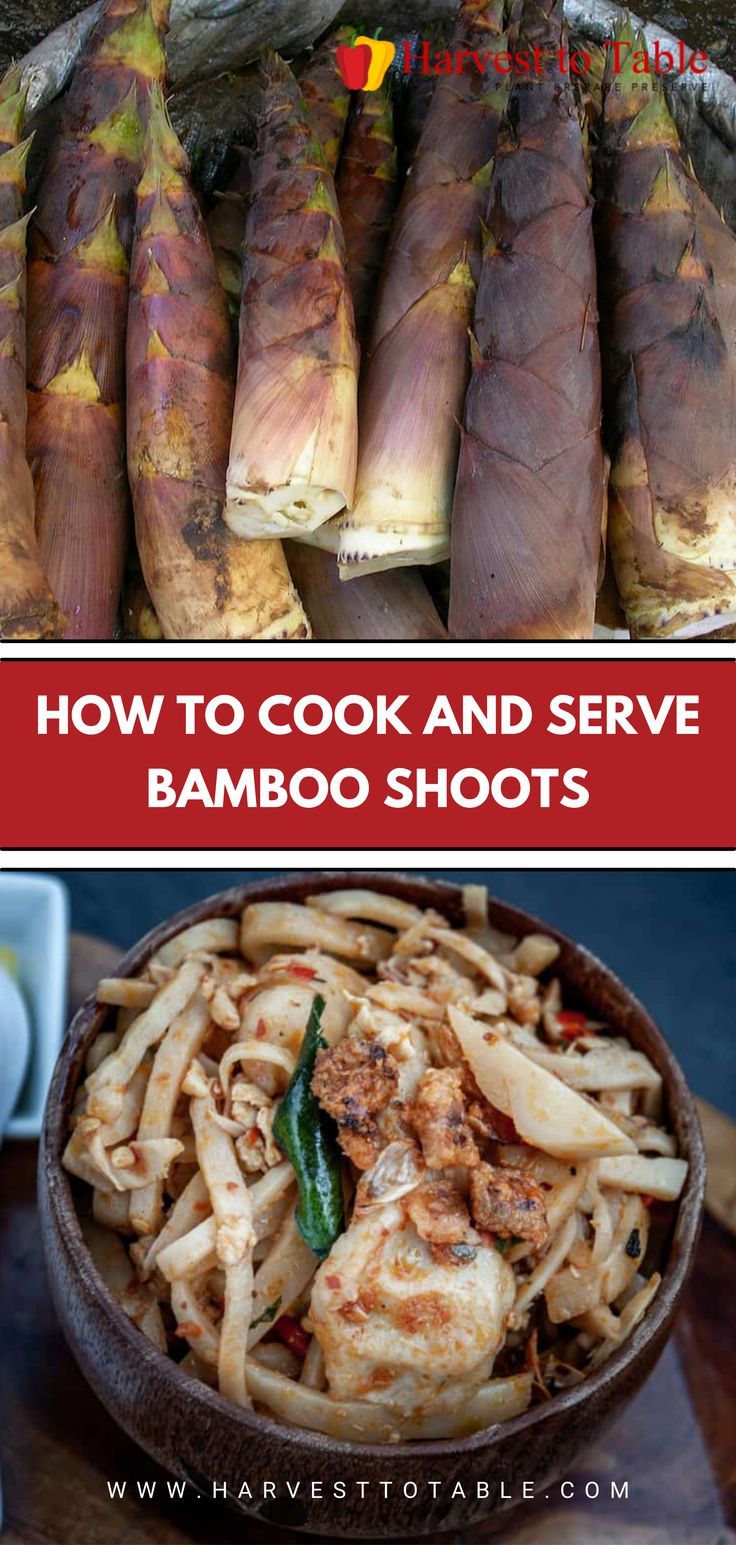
left=65, top=888, right=687, bottom=1442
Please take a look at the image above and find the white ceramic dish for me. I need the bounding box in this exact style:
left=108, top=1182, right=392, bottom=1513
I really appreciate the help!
left=0, top=874, right=68, bottom=1137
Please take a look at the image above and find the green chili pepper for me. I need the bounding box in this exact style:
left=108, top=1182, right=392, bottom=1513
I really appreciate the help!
left=273, top=994, right=344, bottom=1259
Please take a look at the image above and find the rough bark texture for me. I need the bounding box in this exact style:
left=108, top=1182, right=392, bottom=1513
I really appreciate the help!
left=594, top=24, right=736, bottom=638
left=26, top=0, right=169, bottom=639
left=127, top=87, right=309, bottom=640
left=0, top=66, right=63, bottom=639
left=450, top=0, right=606, bottom=640
left=338, top=0, right=509, bottom=577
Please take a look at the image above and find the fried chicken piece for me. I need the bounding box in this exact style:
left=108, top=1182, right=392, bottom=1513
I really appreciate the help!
left=406, top=1179, right=470, bottom=1246
left=468, top=1162, right=548, bottom=1248
left=422, top=1025, right=511, bottom=1147
left=404, top=1067, right=480, bottom=1170
left=312, top=1037, right=399, bottom=1169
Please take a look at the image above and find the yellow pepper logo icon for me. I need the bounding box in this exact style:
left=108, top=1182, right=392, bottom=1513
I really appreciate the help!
left=336, top=35, right=395, bottom=91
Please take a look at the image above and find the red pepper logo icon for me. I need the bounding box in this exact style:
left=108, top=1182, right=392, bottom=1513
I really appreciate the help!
left=336, top=37, right=396, bottom=91
left=336, top=41, right=373, bottom=90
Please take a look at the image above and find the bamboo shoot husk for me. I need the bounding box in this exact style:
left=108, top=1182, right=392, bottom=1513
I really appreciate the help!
left=285, top=543, right=447, bottom=640
left=27, top=0, right=170, bottom=640
left=336, top=85, right=399, bottom=350
left=205, top=25, right=352, bottom=327
left=594, top=22, right=736, bottom=639
left=338, top=0, right=508, bottom=577
left=298, top=26, right=352, bottom=176
left=0, top=67, right=62, bottom=639
left=127, top=86, right=309, bottom=639
left=449, top=0, right=606, bottom=638
left=224, top=51, right=359, bottom=542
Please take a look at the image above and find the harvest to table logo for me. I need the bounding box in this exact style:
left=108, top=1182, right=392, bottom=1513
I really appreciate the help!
left=337, top=34, right=708, bottom=83
left=336, top=35, right=396, bottom=90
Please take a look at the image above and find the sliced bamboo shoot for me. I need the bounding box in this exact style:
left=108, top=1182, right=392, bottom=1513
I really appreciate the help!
left=596, top=1154, right=688, bottom=1200
left=448, top=1006, right=636, bottom=1160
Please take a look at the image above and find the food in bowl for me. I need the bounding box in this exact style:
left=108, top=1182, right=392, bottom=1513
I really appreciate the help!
left=63, top=884, right=688, bottom=1444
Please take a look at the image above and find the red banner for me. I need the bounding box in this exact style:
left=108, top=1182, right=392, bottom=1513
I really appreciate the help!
left=0, top=658, right=732, bottom=849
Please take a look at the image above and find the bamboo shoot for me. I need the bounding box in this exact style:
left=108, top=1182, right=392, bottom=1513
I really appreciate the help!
left=449, top=0, right=606, bottom=638
left=336, top=85, right=399, bottom=349
left=0, top=66, right=62, bottom=639
left=224, top=52, right=359, bottom=542
left=27, top=0, right=170, bottom=640
left=338, top=0, right=508, bottom=577
left=127, top=87, right=309, bottom=639
left=285, top=543, right=447, bottom=640
left=594, top=23, right=736, bottom=639
left=298, top=26, right=352, bottom=176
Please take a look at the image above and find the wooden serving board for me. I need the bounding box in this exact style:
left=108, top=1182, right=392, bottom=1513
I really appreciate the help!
left=1, top=935, right=734, bottom=1545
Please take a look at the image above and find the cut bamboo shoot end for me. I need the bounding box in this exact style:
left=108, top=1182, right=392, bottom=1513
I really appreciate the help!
left=225, top=482, right=347, bottom=540
left=665, top=609, right=736, bottom=641
left=299, top=517, right=342, bottom=553
left=338, top=531, right=450, bottom=579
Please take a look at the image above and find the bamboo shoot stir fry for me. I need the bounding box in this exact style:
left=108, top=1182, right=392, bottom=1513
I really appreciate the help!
left=65, top=887, right=687, bottom=1442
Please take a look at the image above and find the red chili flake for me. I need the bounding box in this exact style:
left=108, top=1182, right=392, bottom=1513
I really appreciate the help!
left=290, top=963, right=317, bottom=980
left=255, top=1017, right=268, bottom=1039
left=325, top=1274, right=342, bottom=1290
left=273, top=1314, right=311, bottom=1360
left=641, top=1194, right=654, bottom=1210
left=557, top=1010, right=588, bottom=1040
left=245, top=1128, right=260, bottom=1148
left=175, top=1322, right=202, bottom=1339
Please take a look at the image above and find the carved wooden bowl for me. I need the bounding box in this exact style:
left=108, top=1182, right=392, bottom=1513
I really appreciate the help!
left=39, top=872, right=706, bottom=1538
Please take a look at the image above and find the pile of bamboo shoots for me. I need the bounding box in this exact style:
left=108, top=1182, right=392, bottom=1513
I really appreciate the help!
left=0, top=0, right=734, bottom=640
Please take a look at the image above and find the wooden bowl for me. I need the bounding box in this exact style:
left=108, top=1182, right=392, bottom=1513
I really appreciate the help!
left=39, top=872, right=706, bottom=1539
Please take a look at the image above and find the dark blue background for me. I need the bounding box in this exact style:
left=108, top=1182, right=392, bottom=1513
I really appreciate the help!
left=47, top=869, right=735, bottom=1117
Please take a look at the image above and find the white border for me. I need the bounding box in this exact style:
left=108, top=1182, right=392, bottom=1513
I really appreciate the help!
left=5, top=639, right=736, bottom=661
left=8, top=849, right=735, bottom=870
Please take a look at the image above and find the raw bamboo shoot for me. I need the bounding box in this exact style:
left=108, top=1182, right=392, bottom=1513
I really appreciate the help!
left=594, top=23, right=736, bottom=638
left=336, top=85, right=399, bottom=349
left=127, top=87, right=309, bottom=639
left=449, top=0, right=606, bottom=638
left=0, top=66, right=62, bottom=639
left=27, top=0, right=170, bottom=639
left=338, top=0, right=508, bottom=577
left=285, top=544, right=447, bottom=640
left=224, top=52, right=359, bottom=542
left=299, top=27, right=352, bottom=175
